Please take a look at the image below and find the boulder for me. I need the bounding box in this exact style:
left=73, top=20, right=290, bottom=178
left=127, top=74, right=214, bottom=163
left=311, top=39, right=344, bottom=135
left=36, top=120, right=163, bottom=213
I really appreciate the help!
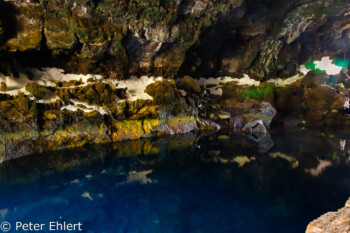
left=306, top=198, right=350, bottom=233
left=145, top=80, right=175, bottom=105
left=176, top=76, right=201, bottom=94
left=244, top=102, right=277, bottom=127
left=301, top=71, right=329, bottom=88
left=242, top=120, right=267, bottom=135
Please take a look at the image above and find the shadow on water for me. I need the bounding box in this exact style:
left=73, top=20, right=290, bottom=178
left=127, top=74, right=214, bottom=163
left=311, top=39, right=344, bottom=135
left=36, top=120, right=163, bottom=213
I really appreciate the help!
left=0, top=128, right=349, bottom=233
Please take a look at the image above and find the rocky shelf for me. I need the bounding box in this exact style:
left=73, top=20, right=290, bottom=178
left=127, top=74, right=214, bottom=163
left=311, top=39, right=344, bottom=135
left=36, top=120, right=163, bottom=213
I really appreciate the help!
left=306, top=198, right=350, bottom=233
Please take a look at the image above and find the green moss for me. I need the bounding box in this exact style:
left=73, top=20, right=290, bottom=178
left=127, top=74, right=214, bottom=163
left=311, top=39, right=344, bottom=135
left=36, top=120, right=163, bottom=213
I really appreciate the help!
left=242, top=86, right=275, bottom=100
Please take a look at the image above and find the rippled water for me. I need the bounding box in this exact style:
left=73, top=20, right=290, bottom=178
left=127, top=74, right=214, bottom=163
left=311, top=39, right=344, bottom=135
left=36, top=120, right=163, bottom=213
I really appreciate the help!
left=0, top=128, right=350, bottom=233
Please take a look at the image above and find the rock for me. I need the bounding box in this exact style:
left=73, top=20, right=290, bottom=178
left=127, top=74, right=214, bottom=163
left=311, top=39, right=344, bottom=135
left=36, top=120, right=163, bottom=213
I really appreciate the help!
left=25, top=82, right=47, bottom=99
left=176, top=76, right=201, bottom=94
left=257, top=102, right=277, bottom=126
left=196, top=117, right=221, bottom=131
left=242, top=120, right=267, bottom=135
left=4, top=3, right=44, bottom=51
left=301, top=71, right=329, bottom=88
left=217, top=111, right=231, bottom=120
left=220, top=40, right=259, bottom=74
left=145, top=80, right=175, bottom=105
left=306, top=197, right=350, bottom=233
left=0, top=82, right=7, bottom=92
left=0, top=0, right=348, bottom=79
left=243, top=102, right=277, bottom=127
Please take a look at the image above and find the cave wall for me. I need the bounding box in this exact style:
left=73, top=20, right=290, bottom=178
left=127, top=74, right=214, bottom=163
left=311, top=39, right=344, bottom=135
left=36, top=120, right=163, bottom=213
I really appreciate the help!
left=0, top=0, right=349, bottom=80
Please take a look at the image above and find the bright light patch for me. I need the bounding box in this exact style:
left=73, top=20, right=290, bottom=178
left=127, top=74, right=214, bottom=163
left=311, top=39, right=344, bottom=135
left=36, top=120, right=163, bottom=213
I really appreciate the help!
left=306, top=57, right=344, bottom=75
left=334, top=59, right=350, bottom=68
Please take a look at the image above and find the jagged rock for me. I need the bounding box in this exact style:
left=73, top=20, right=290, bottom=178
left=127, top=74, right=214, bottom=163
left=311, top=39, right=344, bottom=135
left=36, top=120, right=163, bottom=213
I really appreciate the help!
left=306, top=198, right=350, bottom=233
left=1, top=0, right=347, bottom=79
left=4, top=2, right=44, bottom=51
left=220, top=39, right=259, bottom=74
left=57, top=82, right=118, bottom=107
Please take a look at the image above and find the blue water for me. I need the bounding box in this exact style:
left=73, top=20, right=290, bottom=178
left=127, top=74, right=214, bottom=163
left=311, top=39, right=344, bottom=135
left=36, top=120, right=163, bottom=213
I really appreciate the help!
left=0, top=128, right=350, bottom=233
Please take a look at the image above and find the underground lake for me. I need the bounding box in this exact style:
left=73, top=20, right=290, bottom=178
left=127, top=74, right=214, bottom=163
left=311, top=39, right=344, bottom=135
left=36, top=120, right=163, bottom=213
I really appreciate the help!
left=0, top=127, right=349, bottom=233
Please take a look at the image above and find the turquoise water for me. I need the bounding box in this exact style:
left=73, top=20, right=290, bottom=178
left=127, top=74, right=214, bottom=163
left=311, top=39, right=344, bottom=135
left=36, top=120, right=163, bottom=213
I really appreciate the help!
left=0, top=128, right=350, bottom=233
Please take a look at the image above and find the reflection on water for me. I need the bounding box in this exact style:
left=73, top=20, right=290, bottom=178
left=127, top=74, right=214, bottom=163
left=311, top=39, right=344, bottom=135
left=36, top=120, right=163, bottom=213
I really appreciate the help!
left=0, top=128, right=350, bottom=233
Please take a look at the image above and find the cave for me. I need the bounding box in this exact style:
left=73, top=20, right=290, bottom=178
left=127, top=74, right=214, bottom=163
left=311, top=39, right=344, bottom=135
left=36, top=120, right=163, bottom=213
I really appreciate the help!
left=0, top=0, right=350, bottom=232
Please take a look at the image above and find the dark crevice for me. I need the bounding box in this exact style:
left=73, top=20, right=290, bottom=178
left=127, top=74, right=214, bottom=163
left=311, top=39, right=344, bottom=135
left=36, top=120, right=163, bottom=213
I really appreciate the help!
left=0, top=0, right=19, bottom=45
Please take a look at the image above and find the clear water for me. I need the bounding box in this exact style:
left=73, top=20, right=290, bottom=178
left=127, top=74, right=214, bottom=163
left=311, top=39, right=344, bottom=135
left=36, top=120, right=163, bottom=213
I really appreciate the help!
left=0, top=128, right=350, bottom=233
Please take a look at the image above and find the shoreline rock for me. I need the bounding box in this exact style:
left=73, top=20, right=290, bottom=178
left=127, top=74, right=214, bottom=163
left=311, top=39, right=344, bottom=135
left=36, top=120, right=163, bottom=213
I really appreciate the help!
left=306, top=198, right=350, bottom=233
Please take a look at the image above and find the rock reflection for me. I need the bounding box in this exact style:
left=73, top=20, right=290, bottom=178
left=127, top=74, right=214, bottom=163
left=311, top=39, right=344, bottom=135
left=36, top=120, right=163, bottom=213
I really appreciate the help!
left=232, top=156, right=256, bottom=167
left=125, top=170, right=153, bottom=185
left=246, top=132, right=274, bottom=153
left=340, top=139, right=346, bottom=151
left=305, top=158, right=332, bottom=177
left=269, top=152, right=299, bottom=168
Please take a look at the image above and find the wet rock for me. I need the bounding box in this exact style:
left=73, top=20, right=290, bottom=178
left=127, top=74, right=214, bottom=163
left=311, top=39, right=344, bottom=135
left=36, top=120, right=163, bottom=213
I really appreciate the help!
left=196, top=117, right=221, bottom=131
left=243, top=102, right=276, bottom=127
left=306, top=198, right=350, bottom=233
left=217, top=111, right=231, bottom=120
left=242, top=120, right=267, bottom=135
left=257, top=102, right=277, bottom=126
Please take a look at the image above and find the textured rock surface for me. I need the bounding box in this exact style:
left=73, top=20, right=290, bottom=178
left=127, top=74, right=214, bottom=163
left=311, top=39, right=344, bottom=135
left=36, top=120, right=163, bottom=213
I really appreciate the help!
left=306, top=198, right=350, bottom=233
left=0, top=77, right=203, bottom=160
left=1, top=0, right=350, bottom=159
left=0, top=0, right=349, bottom=79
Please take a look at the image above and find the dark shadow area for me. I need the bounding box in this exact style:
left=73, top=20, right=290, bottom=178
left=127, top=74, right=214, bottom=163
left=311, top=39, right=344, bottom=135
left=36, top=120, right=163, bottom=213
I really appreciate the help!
left=0, top=0, right=19, bottom=45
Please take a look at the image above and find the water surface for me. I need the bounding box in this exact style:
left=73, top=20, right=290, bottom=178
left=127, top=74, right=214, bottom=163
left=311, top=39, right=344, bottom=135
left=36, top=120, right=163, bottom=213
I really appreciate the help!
left=0, top=128, right=350, bottom=233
